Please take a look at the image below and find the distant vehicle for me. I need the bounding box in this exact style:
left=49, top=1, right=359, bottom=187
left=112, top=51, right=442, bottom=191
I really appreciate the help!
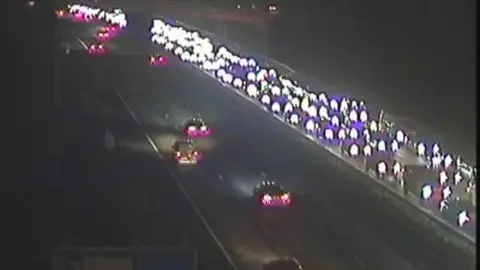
left=268, top=4, right=279, bottom=15
left=172, top=139, right=202, bottom=165
left=263, top=258, right=303, bottom=270
left=55, top=9, right=66, bottom=18
left=254, top=181, right=291, bottom=207
left=96, top=30, right=111, bottom=41
left=184, top=117, right=211, bottom=137
left=149, top=54, right=167, bottom=66
left=72, top=12, right=91, bottom=22
left=88, top=43, right=107, bottom=55
left=103, top=24, right=120, bottom=33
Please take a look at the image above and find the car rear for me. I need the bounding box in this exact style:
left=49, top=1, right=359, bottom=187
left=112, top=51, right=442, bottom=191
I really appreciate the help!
left=260, top=192, right=291, bottom=207
left=185, top=121, right=211, bottom=137
left=96, top=31, right=110, bottom=41
left=174, top=149, right=201, bottom=164
left=149, top=55, right=167, bottom=66
left=88, top=44, right=106, bottom=55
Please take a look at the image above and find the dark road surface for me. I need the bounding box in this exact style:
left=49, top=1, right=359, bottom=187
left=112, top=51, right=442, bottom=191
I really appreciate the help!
left=52, top=14, right=476, bottom=270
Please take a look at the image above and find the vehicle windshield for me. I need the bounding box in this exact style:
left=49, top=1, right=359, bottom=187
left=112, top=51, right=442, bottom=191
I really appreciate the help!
left=263, top=185, right=284, bottom=195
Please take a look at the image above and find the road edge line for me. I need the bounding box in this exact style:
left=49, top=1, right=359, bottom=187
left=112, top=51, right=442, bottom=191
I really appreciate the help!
left=115, top=89, right=238, bottom=270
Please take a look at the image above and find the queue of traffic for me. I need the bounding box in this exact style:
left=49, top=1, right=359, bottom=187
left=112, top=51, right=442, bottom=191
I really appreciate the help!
left=148, top=19, right=476, bottom=241
left=60, top=2, right=476, bottom=247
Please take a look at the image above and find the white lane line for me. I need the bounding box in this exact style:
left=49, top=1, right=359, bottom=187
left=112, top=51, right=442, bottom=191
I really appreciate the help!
left=116, top=92, right=163, bottom=158
left=354, top=256, right=366, bottom=269
left=77, top=37, right=88, bottom=50
left=115, top=90, right=238, bottom=269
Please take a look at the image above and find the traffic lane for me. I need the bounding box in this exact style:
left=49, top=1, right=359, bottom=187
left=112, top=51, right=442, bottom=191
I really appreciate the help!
left=116, top=55, right=411, bottom=270
left=115, top=55, right=366, bottom=270
left=51, top=51, right=194, bottom=245
left=152, top=64, right=422, bottom=270
left=106, top=54, right=266, bottom=269
left=154, top=57, right=474, bottom=270
left=62, top=51, right=235, bottom=270
left=114, top=60, right=284, bottom=270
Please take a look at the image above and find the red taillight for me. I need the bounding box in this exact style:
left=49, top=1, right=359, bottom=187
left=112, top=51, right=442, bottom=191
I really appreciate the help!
left=261, top=194, right=272, bottom=205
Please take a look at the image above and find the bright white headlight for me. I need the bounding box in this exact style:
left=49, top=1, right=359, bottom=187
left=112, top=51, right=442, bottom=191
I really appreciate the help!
left=233, top=78, right=243, bottom=88
left=224, top=73, right=233, bottom=84
left=291, top=97, right=300, bottom=107
left=261, top=94, right=271, bottom=105
left=301, top=97, right=310, bottom=112
left=305, top=119, right=315, bottom=131
left=307, top=105, right=317, bottom=118
left=284, top=102, right=293, bottom=114
left=246, top=84, right=258, bottom=97
left=239, top=58, right=248, bottom=67
left=325, top=128, right=334, bottom=140
left=247, top=72, right=256, bottom=81
left=290, top=113, right=300, bottom=124
left=174, top=47, right=183, bottom=55
left=268, top=69, right=277, bottom=78
left=216, top=69, right=226, bottom=78
left=272, top=102, right=281, bottom=112
left=271, top=86, right=281, bottom=96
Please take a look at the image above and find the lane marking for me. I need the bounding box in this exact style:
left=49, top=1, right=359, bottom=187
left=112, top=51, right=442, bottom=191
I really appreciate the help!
left=115, top=89, right=238, bottom=269
left=116, top=92, right=163, bottom=158
left=354, top=256, right=366, bottom=269
left=76, top=37, right=88, bottom=50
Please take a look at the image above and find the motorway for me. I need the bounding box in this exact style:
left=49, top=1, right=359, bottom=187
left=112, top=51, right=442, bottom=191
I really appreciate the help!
left=60, top=12, right=475, bottom=270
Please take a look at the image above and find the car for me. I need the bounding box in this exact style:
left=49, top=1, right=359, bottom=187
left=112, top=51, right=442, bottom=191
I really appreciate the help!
left=96, top=30, right=111, bottom=41
left=72, top=12, right=91, bottom=22
left=263, top=258, right=303, bottom=270
left=55, top=9, right=66, bottom=18
left=267, top=4, right=280, bottom=15
left=254, top=181, right=291, bottom=207
left=149, top=54, right=167, bottom=66
left=88, top=43, right=107, bottom=55
left=103, top=25, right=120, bottom=33
left=184, top=117, right=211, bottom=137
left=172, top=139, right=202, bottom=165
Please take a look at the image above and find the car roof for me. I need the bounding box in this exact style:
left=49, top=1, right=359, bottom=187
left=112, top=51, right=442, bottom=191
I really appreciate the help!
left=258, top=181, right=284, bottom=193
left=187, top=117, right=204, bottom=123
left=176, top=139, right=194, bottom=145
